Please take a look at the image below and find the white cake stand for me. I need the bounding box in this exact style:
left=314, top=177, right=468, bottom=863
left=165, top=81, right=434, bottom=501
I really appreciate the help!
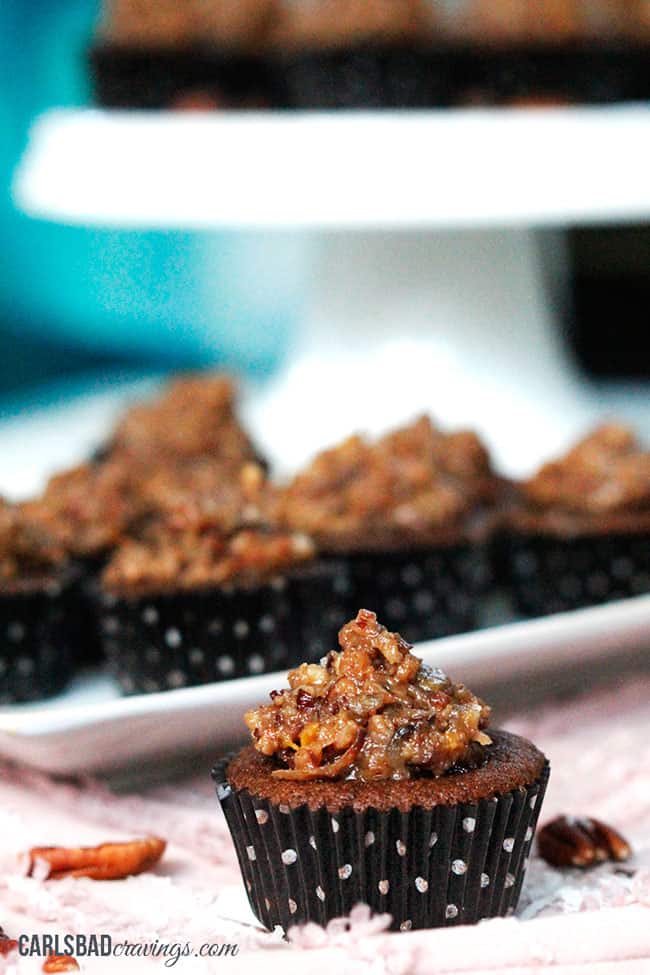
left=13, top=106, right=650, bottom=476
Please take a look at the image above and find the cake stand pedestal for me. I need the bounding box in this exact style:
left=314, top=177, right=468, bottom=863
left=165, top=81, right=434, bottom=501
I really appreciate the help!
left=13, top=106, right=650, bottom=473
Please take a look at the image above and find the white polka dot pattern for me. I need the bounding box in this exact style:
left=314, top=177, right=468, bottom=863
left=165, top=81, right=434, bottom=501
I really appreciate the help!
left=212, top=756, right=549, bottom=933
left=164, top=628, right=182, bottom=648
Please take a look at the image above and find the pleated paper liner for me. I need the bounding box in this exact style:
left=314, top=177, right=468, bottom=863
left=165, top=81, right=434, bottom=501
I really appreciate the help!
left=213, top=758, right=549, bottom=933
left=276, top=45, right=445, bottom=109
left=69, top=556, right=108, bottom=667
left=89, top=44, right=277, bottom=110
left=337, top=543, right=492, bottom=645
left=0, top=575, right=76, bottom=704
left=98, top=559, right=349, bottom=695
left=507, top=533, right=650, bottom=618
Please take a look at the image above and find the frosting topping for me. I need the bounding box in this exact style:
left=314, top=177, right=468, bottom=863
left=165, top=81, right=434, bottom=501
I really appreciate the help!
left=277, top=415, right=497, bottom=550
left=522, top=424, right=650, bottom=515
left=245, top=609, right=491, bottom=782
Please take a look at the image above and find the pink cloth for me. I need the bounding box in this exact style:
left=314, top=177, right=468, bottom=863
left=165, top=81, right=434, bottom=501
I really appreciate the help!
left=2, top=677, right=650, bottom=973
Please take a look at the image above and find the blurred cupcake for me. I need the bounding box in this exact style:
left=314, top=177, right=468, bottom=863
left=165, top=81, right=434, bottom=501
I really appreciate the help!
left=214, top=609, right=549, bottom=932
left=0, top=499, right=76, bottom=703
left=21, top=457, right=145, bottom=666
left=107, top=373, right=265, bottom=469
left=99, top=464, right=342, bottom=693
left=90, top=0, right=279, bottom=109
left=269, top=0, right=441, bottom=108
left=277, top=416, right=498, bottom=643
left=22, top=374, right=266, bottom=667
left=506, top=423, right=650, bottom=616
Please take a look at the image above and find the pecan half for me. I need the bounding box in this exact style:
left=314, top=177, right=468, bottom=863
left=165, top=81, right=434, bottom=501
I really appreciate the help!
left=538, top=815, right=631, bottom=868
left=0, top=926, right=18, bottom=957
left=28, top=836, right=166, bottom=881
left=43, top=956, right=79, bottom=973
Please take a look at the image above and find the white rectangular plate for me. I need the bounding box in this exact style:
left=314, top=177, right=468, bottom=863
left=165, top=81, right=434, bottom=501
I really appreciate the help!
left=1, top=595, right=649, bottom=775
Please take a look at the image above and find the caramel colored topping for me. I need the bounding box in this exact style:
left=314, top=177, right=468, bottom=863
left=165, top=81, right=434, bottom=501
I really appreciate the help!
left=111, top=374, right=260, bottom=467
left=22, top=460, right=140, bottom=558
left=245, top=609, right=491, bottom=782
left=277, top=416, right=497, bottom=551
left=103, top=524, right=314, bottom=596
left=523, top=424, right=650, bottom=516
left=100, top=0, right=278, bottom=49
left=102, top=460, right=312, bottom=595
left=0, top=499, right=67, bottom=585
left=138, top=460, right=268, bottom=535
left=269, top=0, right=433, bottom=50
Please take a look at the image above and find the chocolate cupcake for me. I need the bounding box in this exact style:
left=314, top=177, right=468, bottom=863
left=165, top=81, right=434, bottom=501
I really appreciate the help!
left=90, top=0, right=279, bottom=109
left=277, top=416, right=498, bottom=644
left=269, top=0, right=442, bottom=108
left=22, top=374, right=266, bottom=667
left=506, top=423, right=650, bottom=617
left=0, top=500, right=77, bottom=703
left=98, top=464, right=345, bottom=693
left=21, top=457, right=146, bottom=667
left=214, top=609, right=549, bottom=932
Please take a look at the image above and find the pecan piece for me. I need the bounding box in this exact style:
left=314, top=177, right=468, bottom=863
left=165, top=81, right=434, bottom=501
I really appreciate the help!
left=538, top=815, right=631, bottom=868
left=28, top=836, right=166, bottom=881
left=43, top=955, right=79, bottom=973
left=0, top=926, right=18, bottom=957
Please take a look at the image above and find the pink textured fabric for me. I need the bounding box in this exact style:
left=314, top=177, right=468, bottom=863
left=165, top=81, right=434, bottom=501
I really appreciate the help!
left=1, top=676, right=650, bottom=973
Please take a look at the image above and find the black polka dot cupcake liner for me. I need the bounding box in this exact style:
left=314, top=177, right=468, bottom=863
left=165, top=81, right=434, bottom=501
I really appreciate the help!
left=506, top=533, right=650, bottom=618
left=0, top=577, right=77, bottom=704
left=275, top=45, right=447, bottom=109
left=213, top=758, right=549, bottom=933
left=98, top=561, right=349, bottom=695
left=336, top=544, right=491, bottom=645
left=440, top=45, right=648, bottom=108
left=69, top=558, right=108, bottom=667
left=89, top=44, right=277, bottom=109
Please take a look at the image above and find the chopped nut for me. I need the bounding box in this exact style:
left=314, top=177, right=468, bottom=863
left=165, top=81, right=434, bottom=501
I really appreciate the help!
left=246, top=609, right=491, bottom=782
left=277, top=416, right=497, bottom=551
left=42, top=955, right=79, bottom=973
left=538, top=816, right=631, bottom=868
left=27, top=836, right=166, bottom=881
left=0, top=926, right=18, bottom=957
left=521, top=424, right=650, bottom=517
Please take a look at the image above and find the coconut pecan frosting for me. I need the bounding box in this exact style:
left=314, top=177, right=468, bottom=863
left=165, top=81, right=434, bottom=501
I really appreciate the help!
left=245, top=609, right=491, bottom=782
left=512, top=423, right=650, bottom=535
left=276, top=415, right=498, bottom=552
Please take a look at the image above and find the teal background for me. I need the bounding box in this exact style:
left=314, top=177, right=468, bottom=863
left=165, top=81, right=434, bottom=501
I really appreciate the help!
left=0, top=0, right=306, bottom=404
